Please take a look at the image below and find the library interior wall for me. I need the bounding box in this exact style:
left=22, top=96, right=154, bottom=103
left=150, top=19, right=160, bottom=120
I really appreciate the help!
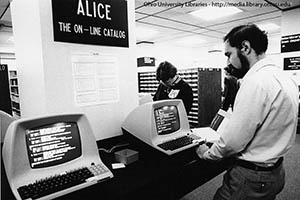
left=11, top=0, right=138, bottom=140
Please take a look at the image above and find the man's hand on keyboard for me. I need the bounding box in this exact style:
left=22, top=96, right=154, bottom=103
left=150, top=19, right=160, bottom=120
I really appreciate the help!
left=192, top=138, right=206, bottom=145
left=195, top=143, right=209, bottom=159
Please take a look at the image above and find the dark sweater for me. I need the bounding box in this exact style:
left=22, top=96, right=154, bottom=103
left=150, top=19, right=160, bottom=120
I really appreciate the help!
left=153, top=79, right=193, bottom=114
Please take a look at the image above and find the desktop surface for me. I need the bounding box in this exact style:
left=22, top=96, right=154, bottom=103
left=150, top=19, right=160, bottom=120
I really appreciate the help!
left=1, top=135, right=232, bottom=200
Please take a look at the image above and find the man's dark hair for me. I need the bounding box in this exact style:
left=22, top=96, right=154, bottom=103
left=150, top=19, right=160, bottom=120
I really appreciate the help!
left=156, top=61, right=177, bottom=82
left=223, top=24, right=268, bottom=55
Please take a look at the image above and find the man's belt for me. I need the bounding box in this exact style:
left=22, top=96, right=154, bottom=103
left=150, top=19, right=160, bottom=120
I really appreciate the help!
left=235, top=157, right=283, bottom=171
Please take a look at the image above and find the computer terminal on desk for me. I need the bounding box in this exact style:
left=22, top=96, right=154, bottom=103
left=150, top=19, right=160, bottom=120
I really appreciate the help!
left=122, top=99, right=204, bottom=156
left=2, top=113, right=113, bottom=200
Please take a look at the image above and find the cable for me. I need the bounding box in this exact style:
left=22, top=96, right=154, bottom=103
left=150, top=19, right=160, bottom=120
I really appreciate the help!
left=98, top=143, right=129, bottom=154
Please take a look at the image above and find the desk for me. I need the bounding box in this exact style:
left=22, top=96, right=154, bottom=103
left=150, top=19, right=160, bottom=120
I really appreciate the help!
left=1, top=135, right=232, bottom=200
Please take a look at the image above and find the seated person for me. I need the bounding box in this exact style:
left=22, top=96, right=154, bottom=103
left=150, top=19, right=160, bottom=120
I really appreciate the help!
left=153, top=61, right=193, bottom=114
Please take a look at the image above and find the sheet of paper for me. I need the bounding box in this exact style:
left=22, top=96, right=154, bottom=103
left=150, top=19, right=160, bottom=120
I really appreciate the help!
left=112, top=163, right=126, bottom=169
left=191, top=127, right=220, bottom=143
left=71, top=52, right=119, bottom=106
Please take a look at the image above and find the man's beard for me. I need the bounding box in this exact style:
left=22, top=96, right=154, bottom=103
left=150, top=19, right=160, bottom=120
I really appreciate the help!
left=231, top=51, right=250, bottom=79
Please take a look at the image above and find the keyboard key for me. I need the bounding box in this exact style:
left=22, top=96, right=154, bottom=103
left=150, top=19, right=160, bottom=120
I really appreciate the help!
left=158, top=136, right=193, bottom=151
left=17, top=167, right=94, bottom=200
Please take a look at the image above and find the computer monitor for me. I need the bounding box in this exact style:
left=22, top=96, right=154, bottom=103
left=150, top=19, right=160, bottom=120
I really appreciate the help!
left=122, top=99, right=199, bottom=155
left=2, top=113, right=113, bottom=200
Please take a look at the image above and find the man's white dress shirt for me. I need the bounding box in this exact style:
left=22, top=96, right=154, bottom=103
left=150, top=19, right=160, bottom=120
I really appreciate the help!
left=203, top=58, right=299, bottom=165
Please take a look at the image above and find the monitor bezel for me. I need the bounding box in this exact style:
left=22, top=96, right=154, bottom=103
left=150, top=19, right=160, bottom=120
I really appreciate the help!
left=2, top=113, right=101, bottom=191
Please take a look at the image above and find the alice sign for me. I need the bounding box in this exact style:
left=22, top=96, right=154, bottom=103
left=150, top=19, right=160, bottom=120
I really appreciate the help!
left=52, top=0, right=129, bottom=47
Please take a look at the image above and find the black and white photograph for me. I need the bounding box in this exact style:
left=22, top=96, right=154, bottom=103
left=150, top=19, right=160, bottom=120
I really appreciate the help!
left=1, top=0, right=299, bottom=199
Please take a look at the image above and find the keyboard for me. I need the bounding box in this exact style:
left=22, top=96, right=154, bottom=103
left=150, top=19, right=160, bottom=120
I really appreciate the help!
left=17, top=163, right=111, bottom=200
left=157, top=135, right=195, bottom=151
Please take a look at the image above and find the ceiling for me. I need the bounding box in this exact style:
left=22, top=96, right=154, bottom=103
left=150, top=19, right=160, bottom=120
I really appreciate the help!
left=0, top=0, right=300, bottom=50
left=135, top=0, right=300, bottom=48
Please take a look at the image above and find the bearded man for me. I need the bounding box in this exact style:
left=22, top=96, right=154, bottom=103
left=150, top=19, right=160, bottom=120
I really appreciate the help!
left=196, top=24, right=299, bottom=200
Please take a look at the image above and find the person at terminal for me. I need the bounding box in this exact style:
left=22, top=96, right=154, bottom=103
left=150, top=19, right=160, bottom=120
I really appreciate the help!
left=221, top=64, right=239, bottom=111
left=196, top=24, right=299, bottom=200
left=153, top=61, right=193, bottom=114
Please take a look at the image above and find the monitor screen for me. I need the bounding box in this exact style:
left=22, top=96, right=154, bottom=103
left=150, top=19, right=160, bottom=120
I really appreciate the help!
left=154, top=105, right=180, bottom=135
left=25, top=122, right=82, bottom=169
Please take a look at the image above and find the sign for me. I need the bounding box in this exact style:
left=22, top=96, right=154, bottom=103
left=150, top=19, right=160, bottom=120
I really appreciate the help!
left=52, top=0, right=129, bottom=47
left=137, top=57, right=155, bottom=67
left=284, top=57, right=300, bottom=70
left=281, top=34, right=300, bottom=53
